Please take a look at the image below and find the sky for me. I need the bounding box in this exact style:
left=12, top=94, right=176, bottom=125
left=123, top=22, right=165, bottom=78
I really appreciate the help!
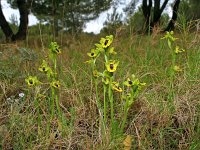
left=1, top=0, right=38, bottom=24
left=1, top=0, right=172, bottom=34
left=84, top=0, right=132, bottom=33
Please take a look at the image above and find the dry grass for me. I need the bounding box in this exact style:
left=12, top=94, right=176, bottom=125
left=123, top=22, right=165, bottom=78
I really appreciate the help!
left=0, top=31, right=199, bottom=149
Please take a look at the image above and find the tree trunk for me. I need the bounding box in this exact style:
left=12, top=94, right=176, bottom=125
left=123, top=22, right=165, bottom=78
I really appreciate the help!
left=0, top=0, right=14, bottom=41
left=142, top=0, right=169, bottom=33
left=0, top=0, right=29, bottom=41
left=150, top=0, right=169, bottom=31
left=142, top=0, right=152, bottom=32
left=12, top=0, right=29, bottom=41
left=165, top=0, right=180, bottom=31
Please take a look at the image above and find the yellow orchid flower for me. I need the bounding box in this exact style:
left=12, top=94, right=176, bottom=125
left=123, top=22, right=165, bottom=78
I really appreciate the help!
left=25, top=76, right=40, bottom=87
left=174, top=65, right=182, bottom=72
left=51, top=80, right=60, bottom=89
left=112, top=82, right=123, bottom=92
left=107, top=47, right=117, bottom=55
left=84, top=60, right=94, bottom=64
left=105, top=60, right=119, bottom=73
left=38, top=60, right=53, bottom=78
left=175, top=46, right=185, bottom=54
left=49, top=42, right=61, bottom=54
left=123, top=78, right=134, bottom=87
left=100, top=35, right=113, bottom=48
left=93, top=70, right=102, bottom=78
left=102, top=77, right=109, bottom=85
left=124, top=74, right=146, bottom=91
left=161, top=31, right=177, bottom=41
left=87, top=48, right=99, bottom=58
left=39, top=60, right=50, bottom=72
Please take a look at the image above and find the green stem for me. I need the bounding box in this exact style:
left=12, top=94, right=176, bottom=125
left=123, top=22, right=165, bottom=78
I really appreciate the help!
left=120, top=98, right=129, bottom=133
left=33, top=96, right=43, bottom=136
left=121, top=88, right=134, bottom=133
left=50, top=87, right=55, bottom=119
left=167, top=40, right=176, bottom=112
left=34, top=98, right=42, bottom=133
left=55, top=92, right=62, bottom=121
left=54, top=56, right=57, bottom=74
left=108, top=77, right=114, bottom=130
left=103, top=84, right=107, bottom=125
left=104, top=54, right=108, bottom=63
left=95, top=80, right=102, bottom=111
left=94, top=79, right=106, bottom=135
left=169, top=49, right=176, bottom=100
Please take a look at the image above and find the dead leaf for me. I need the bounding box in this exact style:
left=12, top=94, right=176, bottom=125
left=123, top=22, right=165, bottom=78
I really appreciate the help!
left=123, top=135, right=132, bottom=150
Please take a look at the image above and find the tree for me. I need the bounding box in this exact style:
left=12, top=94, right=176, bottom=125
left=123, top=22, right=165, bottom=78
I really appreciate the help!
left=141, top=0, right=169, bottom=32
left=179, top=0, right=200, bottom=21
left=102, top=5, right=123, bottom=34
left=0, top=0, right=29, bottom=41
left=7, top=0, right=113, bottom=36
left=125, top=0, right=181, bottom=33
left=188, top=0, right=200, bottom=20
left=165, top=0, right=180, bottom=31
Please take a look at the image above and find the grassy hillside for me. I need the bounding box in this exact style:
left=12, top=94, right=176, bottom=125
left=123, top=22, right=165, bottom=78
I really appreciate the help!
left=0, top=31, right=200, bottom=149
